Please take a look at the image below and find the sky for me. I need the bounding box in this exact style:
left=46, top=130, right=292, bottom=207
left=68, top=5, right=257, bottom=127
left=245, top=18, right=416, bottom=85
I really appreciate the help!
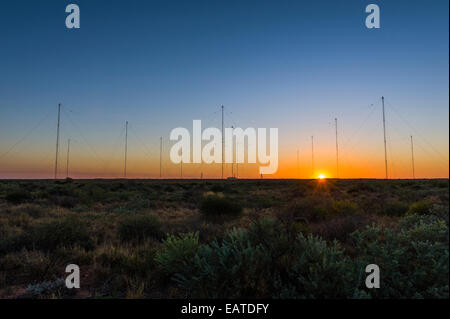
left=0, top=0, right=448, bottom=179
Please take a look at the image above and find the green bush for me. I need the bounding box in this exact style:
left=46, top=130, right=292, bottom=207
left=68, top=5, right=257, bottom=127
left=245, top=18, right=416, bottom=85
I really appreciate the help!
left=174, top=218, right=362, bottom=298
left=351, top=214, right=449, bottom=298
left=118, top=214, right=164, bottom=243
left=155, top=232, right=199, bottom=277
left=199, top=194, right=242, bottom=217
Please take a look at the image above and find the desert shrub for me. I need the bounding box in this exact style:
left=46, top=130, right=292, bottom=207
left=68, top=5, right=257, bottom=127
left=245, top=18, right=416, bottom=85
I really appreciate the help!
left=174, top=219, right=362, bottom=298
left=406, top=200, right=432, bottom=216
left=0, top=249, right=55, bottom=286
left=16, top=204, right=46, bottom=218
left=286, top=196, right=331, bottom=222
left=199, top=194, right=242, bottom=217
left=210, top=184, right=225, bottom=192
left=312, top=214, right=373, bottom=242
left=429, top=205, right=449, bottom=224
left=54, top=196, right=77, bottom=209
left=0, top=216, right=93, bottom=254
left=174, top=229, right=272, bottom=298
left=95, top=245, right=156, bottom=278
left=380, top=200, right=409, bottom=217
left=155, top=232, right=199, bottom=277
left=272, top=233, right=362, bottom=298
left=5, top=189, right=31, bottom=204
left=351, top=214, right=449, bottom=298
left=25, top=278, right=74, bottom=298
left=118, top=214, right=164, bottom=243
left=330, top=200, right=360, bottom=216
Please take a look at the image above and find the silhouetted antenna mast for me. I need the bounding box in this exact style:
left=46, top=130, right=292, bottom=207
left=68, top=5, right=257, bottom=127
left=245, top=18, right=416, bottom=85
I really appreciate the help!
left=231, top=125, right=234, bottom=177
left=221, top=105, right=224, bottom=179
left=54, top=103, right=61, bottom=179
left=311, top=136, right=314, bottom=178
left=179, top=144, right=183, bottom=179
left=410, top=135, right=416, bottom=179
left=382, top=96, right=388, bottom=179
left=159, top=136, right=162, bottom=178
left=66, top=138, right=71, bottom=178
left=124, top=121, right=128, bottom=178
left=297, top=149, right=300, bottom=179
left=335, top=118, right=339, bottom=178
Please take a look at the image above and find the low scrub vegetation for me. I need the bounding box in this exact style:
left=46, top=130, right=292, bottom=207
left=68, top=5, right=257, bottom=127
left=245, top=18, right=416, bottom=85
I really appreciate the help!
left=0, top=179, right=448, bottom=298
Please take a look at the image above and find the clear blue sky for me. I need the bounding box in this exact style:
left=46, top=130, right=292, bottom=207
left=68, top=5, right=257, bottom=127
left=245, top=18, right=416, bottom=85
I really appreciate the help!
left=0, top=0, right=448, bottom=178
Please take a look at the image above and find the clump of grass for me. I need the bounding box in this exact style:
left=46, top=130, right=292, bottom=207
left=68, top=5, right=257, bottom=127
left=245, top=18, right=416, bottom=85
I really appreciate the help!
left=199, top=194, right=242, bottom=217
left=118, top=214, right=164, bottom=243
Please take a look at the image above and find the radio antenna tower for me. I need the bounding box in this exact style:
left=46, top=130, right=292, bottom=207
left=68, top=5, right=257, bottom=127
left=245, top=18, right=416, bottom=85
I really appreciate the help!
left=311, top=135, right=314, bottom=178
left=410, top=135, right=416, bottom=179
left=124, top=121, right=128, bottom=178
left=382, top=96, right=388, bottom=179
left=54, top=103, right=61, bottom=179
left=66, top=138, right=71, bottom=178
left=159, top=136, right=162, bottom=178
left=335, top=118, right=339, bottom=178
left=221, top=105, right=224, bottom=179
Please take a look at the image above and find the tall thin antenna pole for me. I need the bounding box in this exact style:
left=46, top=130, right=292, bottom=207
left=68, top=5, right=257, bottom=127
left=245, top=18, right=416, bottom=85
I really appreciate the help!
left=335, top=118, right=339, bottom=178
left=311, top=136, right=314, bottom=178
left=382, top=96, right=388, bottom=179
left=66, top=138, right=71, bottom=178
left=54, top=103, right=61, bottom=179
left=410, top=135, right=415, bottom=179
left=236, top=141, right=239, bottom=179
left=221, top=105, right=224, bottom=179
left=159, top=136, right=162, bottom=179
left=181, top=154, right=183, bottom=179
left=124, top=121, right=128, bottom=178
left=296, top=149, right=300, bottom=179
left=231, top=125, right=234, bottom=177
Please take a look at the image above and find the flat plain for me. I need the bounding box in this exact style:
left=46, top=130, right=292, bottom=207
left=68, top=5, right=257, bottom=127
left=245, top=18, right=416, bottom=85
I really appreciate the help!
left=0, top=178, right=448, bottom=298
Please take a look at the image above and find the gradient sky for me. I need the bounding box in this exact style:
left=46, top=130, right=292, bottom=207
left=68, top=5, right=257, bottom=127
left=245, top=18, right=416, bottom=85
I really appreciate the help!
left=0, top=0, right=448, bottom=179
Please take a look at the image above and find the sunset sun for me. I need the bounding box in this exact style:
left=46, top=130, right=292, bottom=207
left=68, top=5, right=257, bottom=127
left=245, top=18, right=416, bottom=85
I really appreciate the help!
left=317, top=174, right=326, bottom=180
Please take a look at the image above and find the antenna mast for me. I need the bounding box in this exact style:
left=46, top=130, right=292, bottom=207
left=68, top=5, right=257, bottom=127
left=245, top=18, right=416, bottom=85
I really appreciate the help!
left=221, top=105, right=224, bottom=179
left=66, top=138, right=71, bottom=178
left=311, top=136, right=314, bottom=178
left=297, top=149, right=300, bottom=179
left=382, top=96, right=388, bottom=179
left=410, top=135, right=415, bottom=179
left=159, top=136, right=162, bottom=179
left=54, top=103, right=61, bottom=179
left=124, top=121, right=128, bottom=178
left=335, top=118, right=339, bottom=178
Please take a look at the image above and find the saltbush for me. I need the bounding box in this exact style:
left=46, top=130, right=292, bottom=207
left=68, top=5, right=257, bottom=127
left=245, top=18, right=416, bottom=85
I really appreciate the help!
left=155, top=232, right=199, bottom=277
left=351, top=214, right=449, bottom=298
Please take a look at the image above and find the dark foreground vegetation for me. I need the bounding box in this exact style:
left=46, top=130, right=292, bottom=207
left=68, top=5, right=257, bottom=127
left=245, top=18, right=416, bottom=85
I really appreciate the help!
left=0, top=178, right=448, bottom=299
